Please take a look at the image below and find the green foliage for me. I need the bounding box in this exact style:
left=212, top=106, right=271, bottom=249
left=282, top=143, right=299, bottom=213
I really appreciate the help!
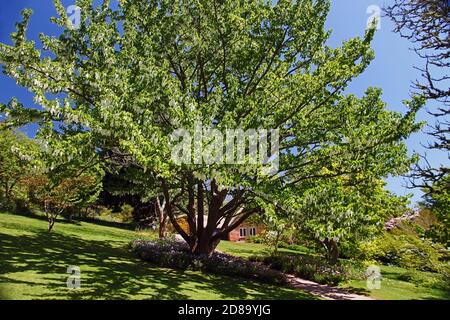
left=396, top=269, right=449, bottom=291
left=422, top=174, right=450, bottom=247
left=116, top=204, right=134, bottom=224
left=98, top=206, right=113, bottom=218
left=290, top=178, right=409, bottom=262
left=246, top=234, right=265, bottom=244
left=0, top=129, right=40, bottom=211
left=361, top=226, right=449, bottom=274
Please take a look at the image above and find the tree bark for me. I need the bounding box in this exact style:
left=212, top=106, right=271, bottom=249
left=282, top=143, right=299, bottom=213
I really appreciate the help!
left=161, top=178, right=257, bottom=256
left=324, top=238, right=339, bottom=264
left=193, top=233, right=220, bottom=256
left=48, top=217, right=55, bottom=232
left=155, top=196, right=167, bottom=239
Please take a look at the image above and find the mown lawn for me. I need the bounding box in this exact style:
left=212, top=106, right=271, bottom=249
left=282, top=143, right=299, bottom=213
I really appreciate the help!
left=340, top=265, right=449, bottom=300
left=217, top=240, right=311, bottom=258
left=219, top=239, right=450, bottom=300
left=0, top=212, right=315, bottom=300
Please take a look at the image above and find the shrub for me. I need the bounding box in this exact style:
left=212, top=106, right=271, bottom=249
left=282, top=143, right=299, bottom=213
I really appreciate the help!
left=397, top=269, right=450, bottom=291
left=360, top=230, right=449, bottom=274
left=116, top=204, right=134, bottom=224
left=249, top=254, right=350, bottom=285
left=99, top=206, right=114, bottom=218
left=363, top=230, right=449, bottom=273
left=286, top=244, right=313, bottom=254
left=131, top=239, right=287, bottom=285
left=246, top=235, right=265, bottom=244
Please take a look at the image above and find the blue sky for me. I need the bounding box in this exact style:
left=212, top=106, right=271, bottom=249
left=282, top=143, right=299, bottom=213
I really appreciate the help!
left=0, top=0, right=447, bottom=205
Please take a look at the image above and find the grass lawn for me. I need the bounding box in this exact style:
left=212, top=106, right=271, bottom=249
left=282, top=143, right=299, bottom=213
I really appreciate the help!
left=219, top=238, right=450, bottom=300
left=0, top=212, right=315, bottom=300
left=340, top=265, right=449, bottom=300
left=217, top=240, right=310, bottom=258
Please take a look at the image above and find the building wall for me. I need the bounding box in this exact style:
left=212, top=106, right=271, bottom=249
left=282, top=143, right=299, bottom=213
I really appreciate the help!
left=228, top=224, right=264, bottom=242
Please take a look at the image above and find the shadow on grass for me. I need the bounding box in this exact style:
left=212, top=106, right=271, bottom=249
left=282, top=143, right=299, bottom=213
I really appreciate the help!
left=4, top=210, right=135, bottom=231
left=77, top=217, right=135, bottom=231
left=0, top=229, right=315, bottom=300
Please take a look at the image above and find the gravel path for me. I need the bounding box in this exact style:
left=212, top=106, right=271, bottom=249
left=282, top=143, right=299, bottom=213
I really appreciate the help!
left=214, top=248, right=374, bottom=300
left=285, top=274, right=375, bottom=300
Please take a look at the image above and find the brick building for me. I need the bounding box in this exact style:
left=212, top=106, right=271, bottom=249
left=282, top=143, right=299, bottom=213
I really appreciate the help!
left=175, top=215, right=265, bottom=242
left=226, top=222, right=265, bottom=242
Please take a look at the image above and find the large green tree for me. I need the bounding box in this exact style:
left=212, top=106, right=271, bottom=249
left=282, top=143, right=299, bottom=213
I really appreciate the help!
left=0, top=0, right=422, bottom=255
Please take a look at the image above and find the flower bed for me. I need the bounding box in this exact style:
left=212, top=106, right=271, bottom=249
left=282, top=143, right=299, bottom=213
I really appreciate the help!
left=131, top=239, right=287, bottom=285
left=249, top=254, right=350, bottom=285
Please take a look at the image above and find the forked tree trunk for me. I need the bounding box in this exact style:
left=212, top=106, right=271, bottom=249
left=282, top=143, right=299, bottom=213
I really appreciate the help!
left=160, top=178, right=257, bottom=257
left=155, top=196, right=167, bottom=239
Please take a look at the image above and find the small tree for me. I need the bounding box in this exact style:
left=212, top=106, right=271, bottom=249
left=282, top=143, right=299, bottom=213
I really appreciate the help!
left=0, top=128, right=39, bottom=210
left=293, top=179, right=409, bottom=264
left=24, top=168, right=103, bottom=231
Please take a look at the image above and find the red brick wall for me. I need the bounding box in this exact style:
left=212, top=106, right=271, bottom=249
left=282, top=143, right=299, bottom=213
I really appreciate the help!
left=228, top=224, right=264, bottom=242
left=229, top=228, right=241, bottom=241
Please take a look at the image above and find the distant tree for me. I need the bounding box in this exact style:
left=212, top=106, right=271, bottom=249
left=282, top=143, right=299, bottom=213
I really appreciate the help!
left=292, top=178, right=409, bottom=263
left=0, top=0, right=422, bottom=255
left=24, top=168, right=103, bottom=231
left=101, top=163, right=168, bottom=237
left=21, top=122, right=104, bottom=231
left=421, top=174, right=450, bottom=246
left=98, top=169, right=158, bottom=227
left=260, top=214, right=292, bottom=254
left=0, top=128, right=39, bottom=210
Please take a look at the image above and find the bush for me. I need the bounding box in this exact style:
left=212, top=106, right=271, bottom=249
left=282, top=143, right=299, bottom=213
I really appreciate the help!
left=397, top=269, right=449, bottom=291
left=131, top=239, right=287, bottom=285
left=286, top=244, right=312, bottom=254
left=249, top=254, right=350, bottom=285
left=360, top=230, right=449, bottom=274
left=116, top=204, right=134, bottom=223
left=246, top=235, right=265, bottom=244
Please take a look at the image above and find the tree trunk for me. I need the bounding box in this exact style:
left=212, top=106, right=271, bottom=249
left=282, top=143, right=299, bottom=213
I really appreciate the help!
left=155, top=196, right=167, bottom=239
left=193, top=233, right=220, bottom=256
left=324, top=238, right=339, bottom=264
left=159, top=216, right=167, bottom=239
left=48, top=217, right=55, bottom=232
left=66, top=209, right=73, bottom=223
left=160, top=178, right=257, bottom=257
left=274, top=230, right=282, bottom=254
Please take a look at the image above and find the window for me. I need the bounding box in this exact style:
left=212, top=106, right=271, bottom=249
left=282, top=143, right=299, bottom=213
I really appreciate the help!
left=239, top=228, right=247, bottom=237
left=249, top=227, right=256, bottom=236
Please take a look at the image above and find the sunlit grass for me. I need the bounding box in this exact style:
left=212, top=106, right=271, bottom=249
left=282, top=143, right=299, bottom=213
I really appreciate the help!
left=0, top=212, right=314, bottom=300
left=219, top=236, right=449, bottom=300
